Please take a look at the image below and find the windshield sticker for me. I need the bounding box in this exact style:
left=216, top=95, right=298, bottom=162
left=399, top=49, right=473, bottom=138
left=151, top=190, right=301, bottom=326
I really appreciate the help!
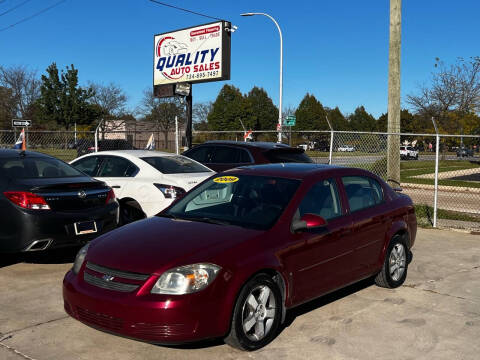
left=213, top=176, right=239, bottom=183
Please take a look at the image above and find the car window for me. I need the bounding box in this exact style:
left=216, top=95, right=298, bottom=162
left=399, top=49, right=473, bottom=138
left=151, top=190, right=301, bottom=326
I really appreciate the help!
left=296, top=178, right=342, bottom=220
left=342, top=176, right=383, bottom=212
left=264, top=149, right=313, bottom=163
left=0, top=157, right=84, bottom=179
left=238, top=149, right=252, bottom=163
left=185, top=146, right=211, bottom=163
left=97, top=156, right=138, bottom=177
left=72, top=156, right=102, bottom=177
left=210, top=146, right=241, bottom=164
left=141, top=156, right=212, bottom=174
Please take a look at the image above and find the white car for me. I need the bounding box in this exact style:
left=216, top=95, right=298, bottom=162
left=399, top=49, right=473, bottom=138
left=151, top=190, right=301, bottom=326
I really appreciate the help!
left=400, top=146, right=418, bottom=160
left=70, top=150, right=214, bottom=223
left=337, top=145, right=355, bottom=152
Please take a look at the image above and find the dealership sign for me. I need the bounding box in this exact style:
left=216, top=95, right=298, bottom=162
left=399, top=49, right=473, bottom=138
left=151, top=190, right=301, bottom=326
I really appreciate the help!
left=153, top=21, right=231, bottom=86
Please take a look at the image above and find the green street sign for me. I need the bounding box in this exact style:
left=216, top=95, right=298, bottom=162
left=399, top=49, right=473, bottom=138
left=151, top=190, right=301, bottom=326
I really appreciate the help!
left=284, top=115, right=296, bottom=126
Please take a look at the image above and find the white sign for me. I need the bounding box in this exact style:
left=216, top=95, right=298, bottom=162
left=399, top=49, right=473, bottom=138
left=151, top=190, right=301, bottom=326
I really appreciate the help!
left=154, top=21, right=231, bottom=86
left=12, top=119, right=31, bottom=127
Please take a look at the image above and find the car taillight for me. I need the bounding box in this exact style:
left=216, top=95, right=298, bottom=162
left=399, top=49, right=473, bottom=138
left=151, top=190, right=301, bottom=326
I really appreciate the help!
left=154, top=184, right=186, bottom=199
left=4, top=191, right=51, bottom=210
left=105, top=188, right=116, bottom=204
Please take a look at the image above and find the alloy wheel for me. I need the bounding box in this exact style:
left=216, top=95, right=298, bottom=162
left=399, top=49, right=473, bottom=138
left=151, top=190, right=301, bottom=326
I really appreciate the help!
left=241, top=284, right=277, bottom=341
left=389, top=243, right=406, bottom=281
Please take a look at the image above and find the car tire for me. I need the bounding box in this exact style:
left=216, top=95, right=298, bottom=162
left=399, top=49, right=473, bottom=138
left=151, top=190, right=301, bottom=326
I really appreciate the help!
left=225, top=274, right=282, bottom=351
left=375, top=235, right=409, bottom=288
left=119, top=200, right=145, bottom=225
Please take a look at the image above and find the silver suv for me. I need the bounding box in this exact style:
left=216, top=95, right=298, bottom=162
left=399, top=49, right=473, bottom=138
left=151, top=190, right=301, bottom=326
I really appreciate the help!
left=400, top=146, right=418, bottom=160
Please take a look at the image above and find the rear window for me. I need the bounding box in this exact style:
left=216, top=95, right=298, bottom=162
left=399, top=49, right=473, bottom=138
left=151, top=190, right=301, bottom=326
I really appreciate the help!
left=141, top=156, right=212, bottom=174
left=0, top=156, right=84, bottom=179
left=264, top=149, right=313, bottom=163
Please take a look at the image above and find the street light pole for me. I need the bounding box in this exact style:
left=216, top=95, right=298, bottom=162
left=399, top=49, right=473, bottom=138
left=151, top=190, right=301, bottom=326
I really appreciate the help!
left=241, top=12, right=283, bottom=143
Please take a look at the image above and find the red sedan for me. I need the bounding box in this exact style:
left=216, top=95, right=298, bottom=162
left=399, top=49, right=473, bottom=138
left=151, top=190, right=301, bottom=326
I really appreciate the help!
left=63, top=164, right=416, bottom=351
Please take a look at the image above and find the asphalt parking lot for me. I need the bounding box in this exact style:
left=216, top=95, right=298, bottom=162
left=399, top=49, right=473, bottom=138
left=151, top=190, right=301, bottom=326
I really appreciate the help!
left=0, top=228, right=479, bottom=360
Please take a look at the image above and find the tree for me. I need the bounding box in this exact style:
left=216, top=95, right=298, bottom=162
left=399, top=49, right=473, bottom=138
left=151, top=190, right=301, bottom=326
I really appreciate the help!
left=294, top=93, right=327, bottom=131
left=0, top=65, right=40, bottom=120
left=406, top=57, right=480, bottom=132
left=348, top=106, right=377, bottom=131
left=36, top=63, right=98, bottom=130
left=193, top=101, right=213, bottom=131
left=243, top=86, right=278, bottom=131
left=325, top=107, right=349, bottom=130
left=138, top=88, right=184, bottom=146
left=0, top=86, right=15, bottom=129
left=207, top=85, right=246, bottom=131
left=89, top=82, right=128, bottom=117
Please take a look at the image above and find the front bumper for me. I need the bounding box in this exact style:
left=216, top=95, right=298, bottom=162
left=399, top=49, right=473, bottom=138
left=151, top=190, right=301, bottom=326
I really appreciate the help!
left=63, top=269, right=230, bottom=344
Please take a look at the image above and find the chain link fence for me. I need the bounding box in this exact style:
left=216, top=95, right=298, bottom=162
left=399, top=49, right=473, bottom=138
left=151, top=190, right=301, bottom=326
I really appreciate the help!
left=2, top=128, right=479, bottom=230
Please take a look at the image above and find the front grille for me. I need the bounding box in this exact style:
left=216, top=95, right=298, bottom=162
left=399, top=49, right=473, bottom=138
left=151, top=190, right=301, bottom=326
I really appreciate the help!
left=83, top=272, right=140, bottom=292
left=130, top=323, right=192, bottom=338
left=86, top=262, right=149, bottom=281
left=76, top=306, right=124, bottom=331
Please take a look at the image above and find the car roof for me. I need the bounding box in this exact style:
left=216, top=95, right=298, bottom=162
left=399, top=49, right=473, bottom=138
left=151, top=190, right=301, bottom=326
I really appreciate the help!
left=201, top=141, right=293, bottom=150
left=221, top=163, right=350, bottom=179
left=0, top=149, right=52, bottom=159
left=79, top=150, right=178, bottom=158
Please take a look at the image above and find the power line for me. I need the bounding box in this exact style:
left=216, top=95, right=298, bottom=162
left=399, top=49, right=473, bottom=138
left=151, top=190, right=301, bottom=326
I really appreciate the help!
left=0, top=0, right=33, bottom=17
left=0, top=0, right=67, bottom=32
left=147, top=0, right=223, bottom=21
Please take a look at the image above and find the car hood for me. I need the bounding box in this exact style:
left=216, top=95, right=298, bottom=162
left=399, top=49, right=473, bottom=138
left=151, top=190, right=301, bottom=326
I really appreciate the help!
left=87, top=216, right=261, bottom=275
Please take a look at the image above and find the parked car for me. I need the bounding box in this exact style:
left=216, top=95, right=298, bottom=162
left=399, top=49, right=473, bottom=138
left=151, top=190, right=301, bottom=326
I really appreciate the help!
left=456, top=146, right=473, bottom=157
left=75, top=139, right=137, bottom=157
left=182, top=141, right=313, bottom=172
left=63, top=164, right=416, bottom=350
left=70, top=150, right=214, bottom=224
left=400, top=146, right=419, bottom=160
left=0, top=149, right=118, bottom=253
left=337, top=145, right=355, bottom=152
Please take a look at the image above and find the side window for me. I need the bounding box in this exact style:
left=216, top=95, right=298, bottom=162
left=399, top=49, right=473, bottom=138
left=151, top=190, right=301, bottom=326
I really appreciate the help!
left=72, top=156, right=101, bottom=177
left=211, top=146, right=241, bottom=164
left=342, top=176, right=383, bottom=212
left=185, top=146, right=210, bottom=163
left=239, top=149, right=252, bottom=163
left=97, top=156, right=137, bottom=177
left=297, top=178, right=342, bottom=220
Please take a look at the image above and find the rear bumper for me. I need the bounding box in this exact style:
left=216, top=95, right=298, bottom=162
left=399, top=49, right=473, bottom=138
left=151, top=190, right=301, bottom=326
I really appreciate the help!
left=62, top=269, right=230, bottom=344
left=0, top=203, right=119, bottom=253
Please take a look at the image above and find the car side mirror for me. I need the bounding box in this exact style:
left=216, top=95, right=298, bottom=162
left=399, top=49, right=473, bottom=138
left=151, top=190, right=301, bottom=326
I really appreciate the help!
left=291, top=213, right=328, bottom=232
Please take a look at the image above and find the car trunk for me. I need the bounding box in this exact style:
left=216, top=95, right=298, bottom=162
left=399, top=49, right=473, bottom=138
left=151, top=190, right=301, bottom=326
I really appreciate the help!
left=19, top=178, right=111, bottom=211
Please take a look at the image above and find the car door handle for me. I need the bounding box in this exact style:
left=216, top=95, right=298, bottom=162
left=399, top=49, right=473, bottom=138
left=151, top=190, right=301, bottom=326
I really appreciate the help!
left=111, top=185, right=121, bottom=189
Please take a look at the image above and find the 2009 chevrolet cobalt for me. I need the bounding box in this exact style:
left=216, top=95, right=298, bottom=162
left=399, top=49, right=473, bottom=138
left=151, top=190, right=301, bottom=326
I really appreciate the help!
left=63, top=164, right=416, bottom=351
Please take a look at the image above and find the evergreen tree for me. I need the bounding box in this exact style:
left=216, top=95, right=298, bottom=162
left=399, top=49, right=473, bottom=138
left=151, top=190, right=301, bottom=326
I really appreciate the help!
left=36, top=63, right=98, bottom=129
left=325, top=106, right=349, bottom=130
left=207, top=84, right=246, bottom=131
left=294, top=93, right=327, bottom=131
left=243, top=86, right=278, bottom=131
left=348, top=106, right=377, bottom=131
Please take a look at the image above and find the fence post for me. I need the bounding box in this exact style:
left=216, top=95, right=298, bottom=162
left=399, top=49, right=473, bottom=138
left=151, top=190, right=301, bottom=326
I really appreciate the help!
left=175, top=116, right=179, bottom=155
left=94, top=119, right=104, bottom=153
left=325, top=115, right=334, bottom=165
left=432, top=117, right=439, bottom=228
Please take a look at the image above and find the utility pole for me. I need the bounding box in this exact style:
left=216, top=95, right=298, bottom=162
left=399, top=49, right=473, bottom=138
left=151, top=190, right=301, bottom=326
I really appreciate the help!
left=387, top=0, right=401, bottom=184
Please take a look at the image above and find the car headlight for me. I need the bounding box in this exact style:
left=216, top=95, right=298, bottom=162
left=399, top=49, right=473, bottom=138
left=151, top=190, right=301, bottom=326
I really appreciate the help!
left=151, top=263, right=221, bottom=295
left=72, top=243, right=90, bottom=275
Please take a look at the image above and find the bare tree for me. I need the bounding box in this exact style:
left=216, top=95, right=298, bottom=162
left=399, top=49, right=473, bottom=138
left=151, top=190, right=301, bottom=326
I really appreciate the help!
left=137, top=88, right=184, bottom=147
left=89, top=82, right=128, bottom=117
left=407, top=57, right=480, bottom=118
left=0, top=65, right=40, bottom=119
left=193, top=101, right=213, bottom=123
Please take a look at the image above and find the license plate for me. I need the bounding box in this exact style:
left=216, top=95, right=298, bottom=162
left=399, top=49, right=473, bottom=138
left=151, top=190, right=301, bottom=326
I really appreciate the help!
left=74, top=221, right=97, bottom=235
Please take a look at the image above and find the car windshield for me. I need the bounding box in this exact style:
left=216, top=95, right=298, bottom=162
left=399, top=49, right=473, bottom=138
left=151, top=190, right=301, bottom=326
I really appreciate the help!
left=0, top=156, right=85, bottom=179
left=141, top=155, right=212, bottom=174
left=162, top=175, right=301, bottom=230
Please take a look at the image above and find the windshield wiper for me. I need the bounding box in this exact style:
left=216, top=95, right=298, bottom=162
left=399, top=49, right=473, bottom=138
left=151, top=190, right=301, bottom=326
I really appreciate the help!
left=184, top=216, right=230, bottom=226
